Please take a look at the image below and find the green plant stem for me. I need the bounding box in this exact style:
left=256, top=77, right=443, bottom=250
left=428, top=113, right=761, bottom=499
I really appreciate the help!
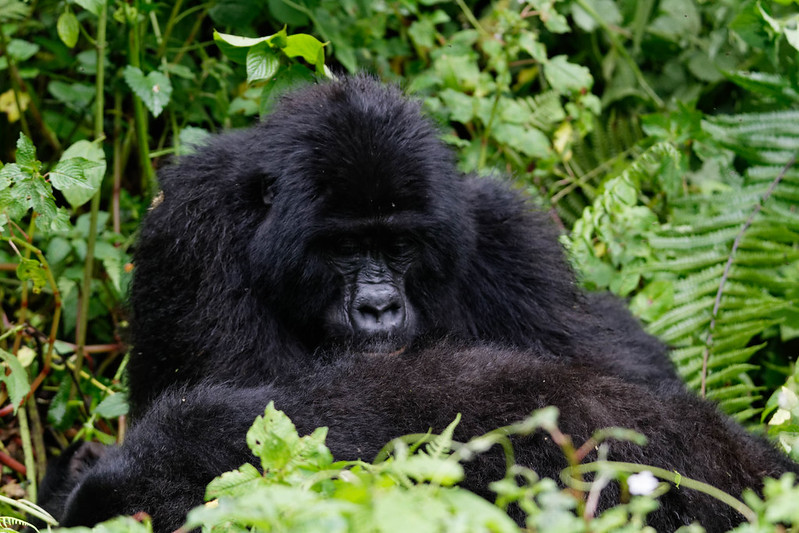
left=94, top=2, right=107, bottom=139
left=75, top=1, right=108, bottom=385
left=16, top=401, right=36, bottom=501
left=572, top=0, right=664, bottom=108
left=25, top=396, right=46, bottom=480
left=156, top=0, right=183, bottom=59
left=11, top=216, right=35, bottom=356
left=566, top=461, right=756, bottom=523
left=129, top=1, right=155, bottom=193
left=112, top=91, right=123, bottom=233
left=454, top=0, right=489, bottom=36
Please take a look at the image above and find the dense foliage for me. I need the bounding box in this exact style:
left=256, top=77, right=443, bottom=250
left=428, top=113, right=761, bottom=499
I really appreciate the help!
left=1, top=0, right=798, bottom=530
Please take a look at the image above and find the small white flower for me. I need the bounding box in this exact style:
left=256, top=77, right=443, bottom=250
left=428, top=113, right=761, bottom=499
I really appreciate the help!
left=628, top=470, right=659, bottom=495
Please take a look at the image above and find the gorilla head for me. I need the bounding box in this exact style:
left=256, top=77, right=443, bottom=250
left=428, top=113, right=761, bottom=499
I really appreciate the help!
left=129, top=75, right=676, bottom=417
left=246, top=80, right=474, bottom=354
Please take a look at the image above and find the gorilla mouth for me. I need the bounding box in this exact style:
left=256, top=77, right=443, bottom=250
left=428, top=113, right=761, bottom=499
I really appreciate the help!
left=364, top=345, right=407, bottom=357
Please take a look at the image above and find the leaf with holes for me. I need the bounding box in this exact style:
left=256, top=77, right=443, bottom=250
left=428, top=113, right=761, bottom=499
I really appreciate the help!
left=123, top=66, right=173, bottom=117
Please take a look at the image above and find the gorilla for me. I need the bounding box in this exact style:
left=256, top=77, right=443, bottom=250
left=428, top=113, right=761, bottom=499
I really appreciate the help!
left=37, top=77, right=799, bottom=533
left=128, top=75, right=677, bottom=418
left=49, top=345, right=797, bottom=532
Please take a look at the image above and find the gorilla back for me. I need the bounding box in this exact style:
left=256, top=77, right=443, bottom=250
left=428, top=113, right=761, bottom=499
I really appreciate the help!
left=52, top=346, right=798, bottom=533
left=129, top=75, right=676, bottom=416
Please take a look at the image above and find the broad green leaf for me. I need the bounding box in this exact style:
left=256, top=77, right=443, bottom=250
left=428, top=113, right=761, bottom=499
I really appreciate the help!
left=49, top=158, right=93, bottom=191
left=94, top=393, right=129, bottom=418
left=438, top=89, right=474, bottom=124
left=57, top=11, right=79, bottom=48
left=246, top=45, right=280, bottom=83
left=544, top=55, right=593, bottom=94
left=491, top=123, right=550, bottom=159
left=73, top=0, right=105, bottom=16
left=0, top=347, right=30, bottom=414
left=46, top=236, right=72, bottom=266
left=283, top=34, right=326, bottom=69
left=214, top=31, right=278, bottom=64
left=58, top=140, right=106, bottom=207
left=7, top=39, right=39, bottom=62
left=123, top=66, right=173, bottom=117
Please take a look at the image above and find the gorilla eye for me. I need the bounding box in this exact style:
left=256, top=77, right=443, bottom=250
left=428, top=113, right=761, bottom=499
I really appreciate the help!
left=262, top=176, right=277, bottom=207
left=336, top=237, right=360, bottom=256
left=387, top=236, right=416, bottom=258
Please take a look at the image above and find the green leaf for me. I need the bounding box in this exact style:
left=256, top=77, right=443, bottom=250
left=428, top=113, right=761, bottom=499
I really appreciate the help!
left=94, top=393, right=129, bottom=418
left=177, top=127, right=212, bottom=156
left=15, top=133, right=38, bottom=174
left=387, top=455, right=464, bottom=485
left=14, top=176, right=57, bottom=225
left=7, top=39, right=39, bottom=62
left=57, top=11, right=80, bottom=48
left=49, top=158, right=93, bottom=191
left=438, top=89, right=474, bottom=124
left=0, top=347, right=30, bottom=414
left=47, top=375, right=73, bottom=429
left=544, top=55, right=593, bottom=94
left=248, top=402, right=300, bottom=472
left=246, top=45, right=280, bottom=83
left=214, top=31, right=276, bottom=65
left=206, top=463, right=262, bottom=500
left=123, top=66, right=173, bottom=117
left=267, top=0, right=309, bottom=25
left=58, top=140, right=106, bottom=207
left=491, top=123, right=550, bottom=159
left=16, top=257, right=47, bottom=293
left=0, top=0, right=30, bottom=21
left=95, top=240, right=124, bottom=293
left=73, top=0, right=105, bottom=16
left=283, top=34, right=327, bottom=68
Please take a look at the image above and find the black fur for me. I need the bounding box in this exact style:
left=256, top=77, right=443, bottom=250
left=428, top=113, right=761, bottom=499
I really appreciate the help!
left=128, top=75, right=676, bottom=417
left=57, top=345, right=796, bottom=532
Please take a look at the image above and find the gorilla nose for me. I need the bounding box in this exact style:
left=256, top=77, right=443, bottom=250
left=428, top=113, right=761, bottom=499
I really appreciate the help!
left=352, top=285, right=405, bottom=332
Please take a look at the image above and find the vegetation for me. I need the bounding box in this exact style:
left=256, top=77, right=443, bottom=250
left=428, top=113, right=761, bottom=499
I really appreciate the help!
left=1, top=0, right=798, bottom=530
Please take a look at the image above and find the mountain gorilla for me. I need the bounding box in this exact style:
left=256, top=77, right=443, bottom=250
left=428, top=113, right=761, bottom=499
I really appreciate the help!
left=37, top=76, right=799, bottom=532
left=52, top=346, right=798, bottom=532
left=128, top=75, right=676, bottom=418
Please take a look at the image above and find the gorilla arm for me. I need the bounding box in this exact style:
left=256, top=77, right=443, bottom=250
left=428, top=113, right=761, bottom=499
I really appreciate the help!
left=53, top=345, right=796, bottom=533
left=457, top=176, right=680, bottom=387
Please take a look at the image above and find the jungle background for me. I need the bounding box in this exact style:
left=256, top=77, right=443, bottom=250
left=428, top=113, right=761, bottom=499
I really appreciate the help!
left=1, top=0, right=799, bottom=530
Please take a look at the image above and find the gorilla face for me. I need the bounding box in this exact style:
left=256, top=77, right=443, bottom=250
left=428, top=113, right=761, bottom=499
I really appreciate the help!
left=242, top=79, right=471, bottom=354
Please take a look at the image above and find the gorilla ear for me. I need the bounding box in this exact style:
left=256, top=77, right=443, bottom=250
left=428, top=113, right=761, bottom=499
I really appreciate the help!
left=261, top=175, right=277, bottom=208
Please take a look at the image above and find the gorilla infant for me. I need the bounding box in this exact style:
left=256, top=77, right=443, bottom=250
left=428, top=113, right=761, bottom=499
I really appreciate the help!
left=129, top=75, right=676, bottom=417
left=51, top=346, right=796, bottom=532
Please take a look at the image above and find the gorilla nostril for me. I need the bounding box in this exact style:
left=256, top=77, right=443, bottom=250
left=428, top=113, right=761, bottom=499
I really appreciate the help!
left=354, top=299, right=405, bottom=330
